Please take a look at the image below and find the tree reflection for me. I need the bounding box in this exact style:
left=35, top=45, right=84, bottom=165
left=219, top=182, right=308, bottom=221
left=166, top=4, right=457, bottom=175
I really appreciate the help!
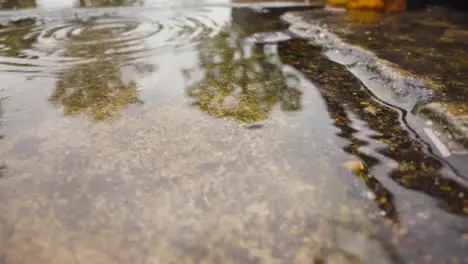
left=0, top=0, right=36, bottom=9
left=183, top=29, right=302, bottom=124
left=49, top=17, right=154, bottom=121
left=0, top=18, right=38, bottom=59
left=50, top=58, right=142, bottom=121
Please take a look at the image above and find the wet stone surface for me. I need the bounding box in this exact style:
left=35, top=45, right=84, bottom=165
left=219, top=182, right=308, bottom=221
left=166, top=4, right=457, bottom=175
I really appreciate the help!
left=282, top=7, right=468, bottom=154
left=284, top=7, right=468, bottom=100
left=0, top=1, right=468, bottom=264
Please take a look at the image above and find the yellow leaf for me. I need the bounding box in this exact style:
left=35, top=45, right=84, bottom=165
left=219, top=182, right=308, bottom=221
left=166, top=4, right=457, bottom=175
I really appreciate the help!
left=343, top=160, right=365, bottom=174
left=440, top=185, right=452, bottom=191
left=364, top=106, right=378, bottom=115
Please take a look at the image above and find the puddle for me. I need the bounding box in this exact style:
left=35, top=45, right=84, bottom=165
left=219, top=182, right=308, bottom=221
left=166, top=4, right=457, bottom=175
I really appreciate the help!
left=0, top=1, right=467, bottom=263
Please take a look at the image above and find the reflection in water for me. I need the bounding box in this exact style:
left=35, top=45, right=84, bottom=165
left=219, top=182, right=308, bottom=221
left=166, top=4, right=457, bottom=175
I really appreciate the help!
left=48, top=16, right=154, bottom=121
left=0, top=2, right=467, bottom=263
left=50, top=59, right=143, bottom=121
left=0, top=0, right=36, bottom=9
left=184, top=28, right=302, bottom=123
left=0, top=6, right=227, bottom=67
left=0, top=18, right=38, bottom=60
left=0, top=14, right=147, bottom=121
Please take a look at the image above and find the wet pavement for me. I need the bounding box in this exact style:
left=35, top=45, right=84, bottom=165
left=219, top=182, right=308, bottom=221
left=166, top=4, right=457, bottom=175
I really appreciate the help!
left=0, top=1, right=468, bottom=264
left=282, top=6, right=468, bottom=155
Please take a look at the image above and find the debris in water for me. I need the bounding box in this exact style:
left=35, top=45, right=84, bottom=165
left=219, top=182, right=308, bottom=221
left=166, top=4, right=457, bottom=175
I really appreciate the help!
left=363, top=105, right=378, bottom=115
left=423, top=127, right=451, bottom=157
left=343, top=160, right=365, bottom=174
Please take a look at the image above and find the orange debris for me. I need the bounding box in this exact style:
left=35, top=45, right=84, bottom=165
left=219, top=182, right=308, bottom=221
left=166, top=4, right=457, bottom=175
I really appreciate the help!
left=347, top=0, right=385, bottom=9
left=327, top=0, right=407, bottom=11
left=386, top=0, right=407, bottom=12
left=327, top=0, right=350, bottom=7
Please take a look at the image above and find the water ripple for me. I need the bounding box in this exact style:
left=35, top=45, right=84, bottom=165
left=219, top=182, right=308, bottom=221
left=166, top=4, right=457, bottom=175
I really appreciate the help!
left=0, top=7, right=228, bottom=73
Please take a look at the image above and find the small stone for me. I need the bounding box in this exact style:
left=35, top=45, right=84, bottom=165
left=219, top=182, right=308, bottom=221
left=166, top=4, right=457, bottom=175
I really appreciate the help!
left=417, top=212, right=429, bottom=220
left=364, top=191, right=376, bottom=200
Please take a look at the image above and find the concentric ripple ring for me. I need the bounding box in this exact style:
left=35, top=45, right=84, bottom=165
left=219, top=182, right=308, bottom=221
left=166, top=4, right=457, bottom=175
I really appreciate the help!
left=0, top=7, right=229, bottom=73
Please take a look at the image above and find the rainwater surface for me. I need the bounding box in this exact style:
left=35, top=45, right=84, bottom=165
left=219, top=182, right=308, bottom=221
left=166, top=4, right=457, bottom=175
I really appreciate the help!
left=0, top=1, right=467, bottom=263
